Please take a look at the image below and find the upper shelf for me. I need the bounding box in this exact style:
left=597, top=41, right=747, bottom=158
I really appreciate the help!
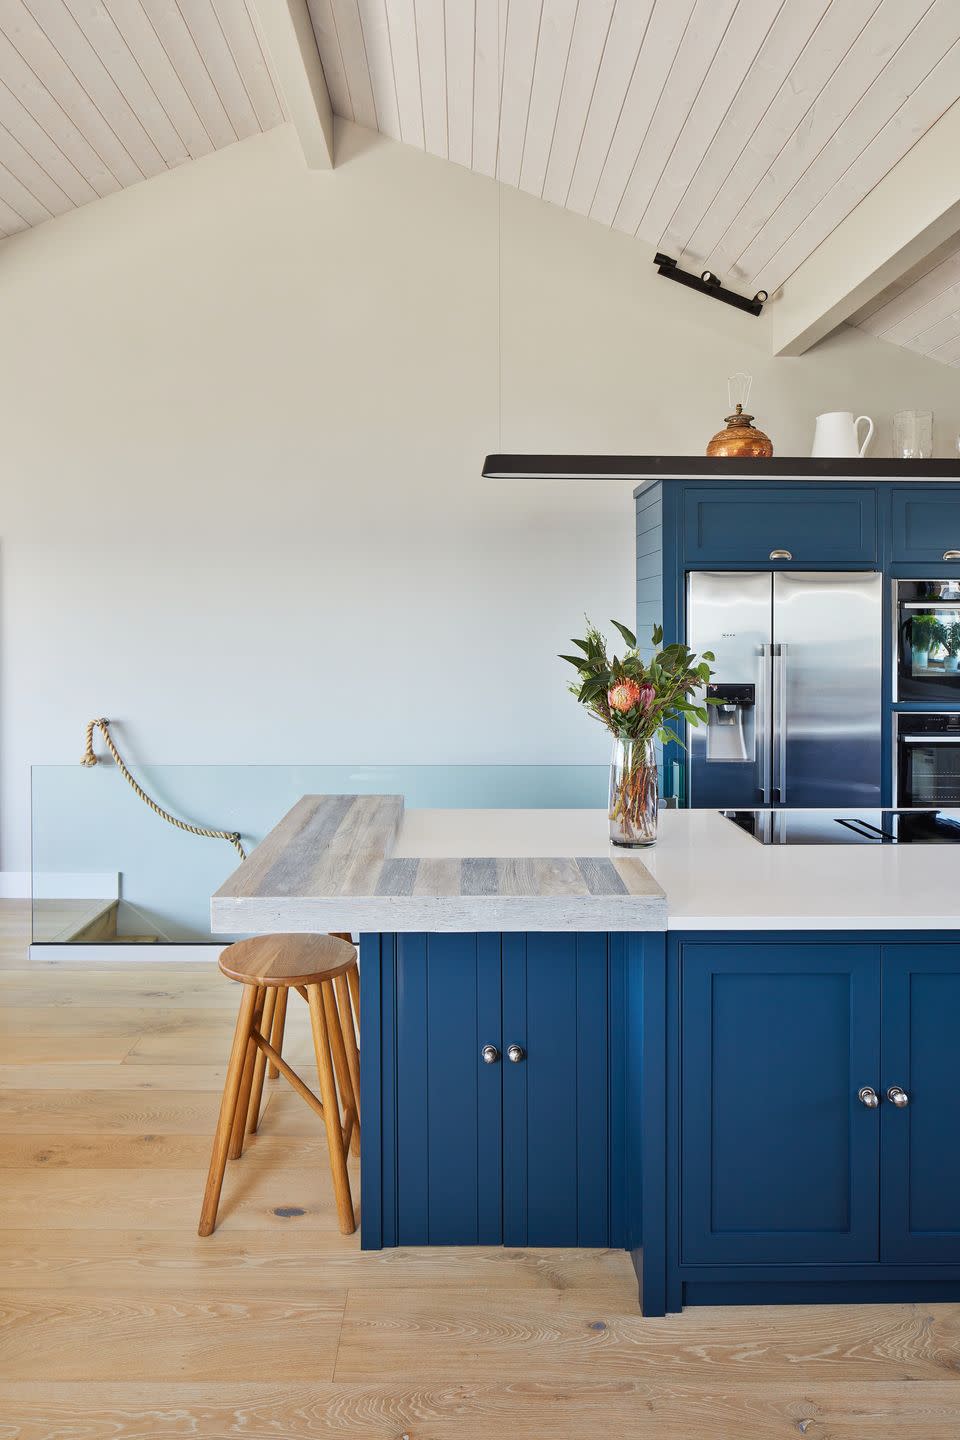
left=482, top=455, right=960, bottom=483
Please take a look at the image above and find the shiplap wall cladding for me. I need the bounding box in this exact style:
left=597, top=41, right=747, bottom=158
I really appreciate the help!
left=850, top=234, right=960, bottom=366
left=307, top=0, right=960, bottom=297
left=0, top=0, right=285, bottom=238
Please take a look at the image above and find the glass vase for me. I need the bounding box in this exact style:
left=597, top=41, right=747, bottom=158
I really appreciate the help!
left=608, top=736, right=658, bottom=847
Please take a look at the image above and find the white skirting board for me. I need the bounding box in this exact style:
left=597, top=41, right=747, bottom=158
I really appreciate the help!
left=29, top=944, right=225, bottom=963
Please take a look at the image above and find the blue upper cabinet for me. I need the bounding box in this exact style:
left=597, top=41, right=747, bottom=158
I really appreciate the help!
left=891, top=487, right=960, bottom=565
left=679, top=938, right=881, bottom=1265
left=682, top=485, right=878, bottom=566
left=881, top=943, right=960, bottom=1263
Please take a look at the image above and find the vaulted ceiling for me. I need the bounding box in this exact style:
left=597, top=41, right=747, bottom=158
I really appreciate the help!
left=3, top=1, right=960, bottom=366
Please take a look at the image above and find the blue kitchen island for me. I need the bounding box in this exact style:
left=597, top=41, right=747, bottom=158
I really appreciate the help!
left=211, top=795, right=960, bottom=1315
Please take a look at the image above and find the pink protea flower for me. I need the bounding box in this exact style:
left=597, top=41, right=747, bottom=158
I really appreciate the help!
left=608, top=678, right=642, bottom=713
left=608, top=679, right=656, bottom=714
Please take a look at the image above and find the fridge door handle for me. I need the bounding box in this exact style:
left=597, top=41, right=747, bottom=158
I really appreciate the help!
left=757, top=645, right=771, bottom=803
left=772, top=643, right=787, bottom=802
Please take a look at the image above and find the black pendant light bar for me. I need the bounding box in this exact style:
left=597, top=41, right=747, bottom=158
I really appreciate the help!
left=653, top=252, right=767, bottom=316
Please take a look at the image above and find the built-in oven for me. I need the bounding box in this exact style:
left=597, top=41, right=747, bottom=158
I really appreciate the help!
left=897, top=713, right=960, bottom=808
left=896, top=579, right=960, bottom=701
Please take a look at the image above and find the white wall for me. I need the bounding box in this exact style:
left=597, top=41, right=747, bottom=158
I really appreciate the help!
left=3, top=118, right=960, bottom=872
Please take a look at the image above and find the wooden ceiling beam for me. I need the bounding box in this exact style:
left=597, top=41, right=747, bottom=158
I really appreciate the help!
left=769, top=99, right=960, bottom=358
left=251, top=0, right=334, bottom=169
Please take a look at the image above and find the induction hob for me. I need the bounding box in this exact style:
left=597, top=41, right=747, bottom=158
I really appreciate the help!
left=723, top=808, right=960, bottom=845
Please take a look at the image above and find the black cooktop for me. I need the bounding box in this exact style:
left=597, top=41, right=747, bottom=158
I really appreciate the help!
left=723, top=809, right=960, bottom=845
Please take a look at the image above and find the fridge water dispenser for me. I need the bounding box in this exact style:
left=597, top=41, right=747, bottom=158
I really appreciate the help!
left=705, top=683, right=755, bottom=763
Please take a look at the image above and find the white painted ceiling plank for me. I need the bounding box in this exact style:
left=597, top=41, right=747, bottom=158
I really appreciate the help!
left=683, top=0, right=882, bottom=272
left=0, top=187, right=29, bottom=232
left=668, top=0, right=831, bottom=265
left=328, top=0, right=377, bottom=129
left=540, top=0, right=614, bottom=206
left=881, top=275, right=960, bottom=347
left=0, top=153, right=51, bottom=223
left=415, top=0, right=447, bottom=158
left=850, top=233, right=960, bottom=325
left=60, top=0, right=189, bottom=167
left=213, top=0, right=285, bottom=132
left=857, top=245, right=960, bottom=334
left=472, top=0, right=502, bottom=178
left=927, top=329, right=960, bottom=363
left=103, top=0, right=215, bottom=160
left=387, top=0, right=424, bottom=148
left=175, top=0, right=260, bottom=141
left=711, top=0, right=935, bottom=280
left=0, top=74, right=96, bottom=203
left=758, top=37, right=960, bottom=295
left=3, top=0, right=145, bottom=184
left=357, top=0, right=401, bottom=140
left=739, top=1, right=960, bottom=289
left=903, top=309, right=960, bottom=354
left=443, top=0, right=473, bottom=167
left=616, top=0, right=745, bottom=240
left=564, top=0, right=656, bottom=217
left=0, top=114, right=74, bottom=211
left=306, top=0, right=354, bottom=119
left=588, top=0, right=691, bottom=228
left=0, top=27, right=121, bottom=195
left=635, top=0, right=785, bottom=249
left=497, top=0, right=542, bottom=188
left=23, top=0, right=169, bottom=175
left=516, top=0, right=577, bottom=198
left=139, top=0, right=236, bottom=149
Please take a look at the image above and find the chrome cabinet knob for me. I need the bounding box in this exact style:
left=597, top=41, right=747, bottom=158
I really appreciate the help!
left=887, top=1085, right=910, bottom=1107
left=769, top=549, right=793, bottom=560
left=506, top=1044, right=526, bottom=1063
left=944, top=550, right=960, bottom=561
left=858, top=1086, right=880, bottom=1108
left=481, top=1044, right=500, bottom=1065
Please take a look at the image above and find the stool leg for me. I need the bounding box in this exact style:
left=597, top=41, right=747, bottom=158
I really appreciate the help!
left=347, top=963, right=360, bottom=1030
left=246, top=986, right=278, bottom=1135
left=306, top=982, right=355, bottom=1234
left=323, top=980, right=359, bottom=1156
left=334, top=971, right=361, bottom=1155
left=268, top=987, right=288, bottom=1079
left=199, top=982, right=259, bottom=1237
left=229, top=986, right=265, bottom=1161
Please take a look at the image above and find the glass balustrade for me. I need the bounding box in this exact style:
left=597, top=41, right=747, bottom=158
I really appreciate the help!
left=30, top=763, right=607, bottom=950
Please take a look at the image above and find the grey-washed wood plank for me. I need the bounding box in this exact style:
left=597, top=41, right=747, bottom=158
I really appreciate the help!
left=576, top=857, right=629, bottom=896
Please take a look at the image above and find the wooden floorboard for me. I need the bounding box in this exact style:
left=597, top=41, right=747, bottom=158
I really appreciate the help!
left=0, top=900, right=957, bottom=1437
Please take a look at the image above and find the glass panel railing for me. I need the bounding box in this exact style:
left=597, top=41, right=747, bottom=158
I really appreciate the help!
left=31, top=763, right=607, bottom=949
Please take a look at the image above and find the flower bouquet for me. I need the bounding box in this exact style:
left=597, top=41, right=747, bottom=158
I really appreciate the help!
left=560, top=620, right=716, bottom=846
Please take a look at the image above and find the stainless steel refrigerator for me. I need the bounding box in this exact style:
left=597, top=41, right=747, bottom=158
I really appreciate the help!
left=686, top=571, right=883, bottom=809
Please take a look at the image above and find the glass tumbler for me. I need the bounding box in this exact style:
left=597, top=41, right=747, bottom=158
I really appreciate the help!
left=894, top=410, right=933, bottom=459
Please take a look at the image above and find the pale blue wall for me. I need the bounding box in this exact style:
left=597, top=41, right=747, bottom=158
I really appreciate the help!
left=32, top=765, right=607, bottom=941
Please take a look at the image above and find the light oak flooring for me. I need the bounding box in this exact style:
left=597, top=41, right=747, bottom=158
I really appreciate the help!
left=0, top=901, right=958, bottom=1438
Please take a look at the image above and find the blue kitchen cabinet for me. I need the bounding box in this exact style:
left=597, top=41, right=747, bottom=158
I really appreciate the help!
left=891, top=487, right=960, bottom=565
left=682, top=484, right=878, bottom=566
left=679, top=939, right=881, bottom=1265
left=362, top=931, right=622, bottom=1249
left=881, top=943, right=960, bottom=1263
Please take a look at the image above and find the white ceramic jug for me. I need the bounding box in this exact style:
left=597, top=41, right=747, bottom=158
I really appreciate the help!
left=811, top=411, right=875, bottom=458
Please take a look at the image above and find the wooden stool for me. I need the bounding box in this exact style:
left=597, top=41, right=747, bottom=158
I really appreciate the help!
left=198, top=933, right=360, bottom=1238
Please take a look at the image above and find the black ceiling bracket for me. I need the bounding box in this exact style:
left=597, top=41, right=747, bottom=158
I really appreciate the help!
left=653, top=252, right=767, bottom=317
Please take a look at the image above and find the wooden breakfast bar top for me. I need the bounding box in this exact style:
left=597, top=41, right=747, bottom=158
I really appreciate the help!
left=210, top=794, right=667, bottom=933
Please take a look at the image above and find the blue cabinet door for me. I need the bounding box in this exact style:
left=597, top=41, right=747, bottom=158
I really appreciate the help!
left=892, top=488, right=960, bottom=565
left=683, top=485, right=878, bottom=565
left=394, top=933, right=502, bottom=1244
left=502, top=933, right=611, bottom=1246
left=680, top=940, right=880, bottom=1264
left=881, top=943, right=960, bottom=1263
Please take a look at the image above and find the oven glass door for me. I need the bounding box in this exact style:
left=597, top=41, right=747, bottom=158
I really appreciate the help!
left=898, top=599, right=960, bottom=701
left=899, top=736, right=960, bottom=807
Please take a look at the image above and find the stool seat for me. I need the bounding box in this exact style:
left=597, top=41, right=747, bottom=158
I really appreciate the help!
left=218, top=932, right=356, bottom=987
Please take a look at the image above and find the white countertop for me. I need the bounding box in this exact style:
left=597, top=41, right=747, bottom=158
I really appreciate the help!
left=395, top=807, right=960, bottom=931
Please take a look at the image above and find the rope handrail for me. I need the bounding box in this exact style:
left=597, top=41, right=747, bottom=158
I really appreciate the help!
left=81, top=718, right=247, bottom=861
